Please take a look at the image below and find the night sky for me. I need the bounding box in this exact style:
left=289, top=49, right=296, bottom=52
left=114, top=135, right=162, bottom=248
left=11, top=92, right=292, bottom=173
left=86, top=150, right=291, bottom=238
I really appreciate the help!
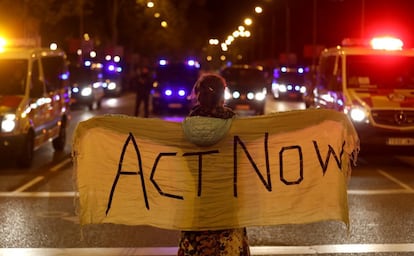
left=204, top=0, right=414, bottom=62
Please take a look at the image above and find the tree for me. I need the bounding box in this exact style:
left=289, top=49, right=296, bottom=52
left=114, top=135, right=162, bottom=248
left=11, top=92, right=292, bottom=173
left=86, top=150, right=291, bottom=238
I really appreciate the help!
left=0, top=0, right=213, bottom=66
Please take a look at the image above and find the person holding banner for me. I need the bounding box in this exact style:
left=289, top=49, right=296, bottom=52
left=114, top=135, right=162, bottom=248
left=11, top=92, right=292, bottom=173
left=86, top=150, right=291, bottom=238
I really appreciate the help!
left=178, top=74, right=251, bottom=256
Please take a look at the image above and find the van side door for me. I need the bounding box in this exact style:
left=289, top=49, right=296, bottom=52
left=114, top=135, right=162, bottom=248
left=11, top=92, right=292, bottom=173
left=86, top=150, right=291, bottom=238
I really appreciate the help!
left=40, top=55, right=69, bottom=130
left=29, top=58, right=49, bottom=147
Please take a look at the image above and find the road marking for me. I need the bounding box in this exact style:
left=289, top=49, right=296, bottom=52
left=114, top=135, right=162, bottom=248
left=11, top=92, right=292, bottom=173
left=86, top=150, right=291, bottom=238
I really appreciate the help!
left=10, top=158, right=73, bottom=193
left=1, top=189, right=414, bottom=197
left=348, top=189, right=414, bottom=195
left=0, top=244, right=413, bottom=255
left=0, top=191, right=77, bottom=197
left=13, top=176, right=45, bottom=193
left=378, top=169, right=414, bottom=192
left=50, top=158, right=72, bottom=172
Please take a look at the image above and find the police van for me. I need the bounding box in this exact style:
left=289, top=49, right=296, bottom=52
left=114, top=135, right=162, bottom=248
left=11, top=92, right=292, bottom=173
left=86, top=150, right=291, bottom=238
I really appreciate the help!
left=151, top=59, right=200, bottom=114
left=312, top=37, right=414, bottom=150
left=0, top=38, right=70, bottom=167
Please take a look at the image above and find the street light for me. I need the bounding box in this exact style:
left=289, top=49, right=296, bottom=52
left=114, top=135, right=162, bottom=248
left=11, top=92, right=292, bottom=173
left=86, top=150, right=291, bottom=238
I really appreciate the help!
left=209, top=38, right=219, bottom=45
left=244, top=18, right=253, bottom=26
left=255, top=6, right=263, bottom=14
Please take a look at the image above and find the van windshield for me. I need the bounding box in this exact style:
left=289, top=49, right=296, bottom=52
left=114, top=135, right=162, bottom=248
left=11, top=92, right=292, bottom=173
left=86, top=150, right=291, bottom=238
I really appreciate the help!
left=221, top=67, right=268, bottom=92
left=155, top=63, right=199, bottom=86
left=346, top=55, right=414, bottom=89
left=69, top=66, right=100, bottom=83
left=222, top=67, right=266, bottom=84
left=274, top=72, right=305, bottom=84
left=0, top=59, right=28, bottom=95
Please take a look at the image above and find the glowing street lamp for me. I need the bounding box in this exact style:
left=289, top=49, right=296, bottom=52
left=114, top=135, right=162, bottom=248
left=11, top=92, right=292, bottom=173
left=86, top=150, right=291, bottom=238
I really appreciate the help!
left=209, top=38, right=219, bottom=45
left=50, top=42, right=58, bottom=50
left=244, top=18, right=253, bottom=26
left=254, top=6, right=263, bottom=14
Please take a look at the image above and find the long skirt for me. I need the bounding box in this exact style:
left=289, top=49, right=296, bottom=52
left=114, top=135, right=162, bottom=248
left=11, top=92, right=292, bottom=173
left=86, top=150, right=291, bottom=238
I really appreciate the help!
left=177, top=228, right=250, bottom=256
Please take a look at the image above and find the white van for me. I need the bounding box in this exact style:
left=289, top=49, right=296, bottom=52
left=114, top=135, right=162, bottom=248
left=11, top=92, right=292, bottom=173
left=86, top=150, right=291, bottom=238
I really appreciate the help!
left=0, top=40, right=70, bottom=167
left=312, top=37, right=414, bottom=149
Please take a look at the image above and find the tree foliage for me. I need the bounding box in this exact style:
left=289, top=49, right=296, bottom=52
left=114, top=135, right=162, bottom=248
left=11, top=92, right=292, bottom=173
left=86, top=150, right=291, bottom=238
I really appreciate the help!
left=0, top=0, right=211, bottom=62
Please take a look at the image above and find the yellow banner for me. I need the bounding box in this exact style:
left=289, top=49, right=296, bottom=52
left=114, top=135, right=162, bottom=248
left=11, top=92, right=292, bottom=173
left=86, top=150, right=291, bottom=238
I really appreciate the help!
left=73, top=109, right=359, bottom=230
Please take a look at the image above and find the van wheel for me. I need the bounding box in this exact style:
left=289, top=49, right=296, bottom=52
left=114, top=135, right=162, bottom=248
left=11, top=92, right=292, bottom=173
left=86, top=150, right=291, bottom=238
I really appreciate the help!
left=53, top=121, right=66, bottom=151
left=17, top=132, right=34, bottom=168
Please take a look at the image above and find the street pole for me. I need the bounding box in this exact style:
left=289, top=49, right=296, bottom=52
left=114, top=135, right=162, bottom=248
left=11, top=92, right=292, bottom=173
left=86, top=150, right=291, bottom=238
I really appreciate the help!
left=312, top=0, right=317, bottom=68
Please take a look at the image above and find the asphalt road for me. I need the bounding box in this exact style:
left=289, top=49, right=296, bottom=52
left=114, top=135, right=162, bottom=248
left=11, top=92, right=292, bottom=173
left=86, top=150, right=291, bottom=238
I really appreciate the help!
left=0, top=93, right=413, bottom=255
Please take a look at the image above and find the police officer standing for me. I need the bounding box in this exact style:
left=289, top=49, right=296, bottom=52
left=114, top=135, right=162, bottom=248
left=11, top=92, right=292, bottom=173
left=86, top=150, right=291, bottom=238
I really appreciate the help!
left=134, top=67, right=153, bottom=117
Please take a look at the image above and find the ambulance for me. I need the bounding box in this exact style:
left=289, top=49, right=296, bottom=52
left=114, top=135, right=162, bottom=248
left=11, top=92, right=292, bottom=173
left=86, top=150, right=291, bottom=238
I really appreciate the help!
left=312, top=37, right=414, bottom=149
left=0, top=38, right=70, bottom=167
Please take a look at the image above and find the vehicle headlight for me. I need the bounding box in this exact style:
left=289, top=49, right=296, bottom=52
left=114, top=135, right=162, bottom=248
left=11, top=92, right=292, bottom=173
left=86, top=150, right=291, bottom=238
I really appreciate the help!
left=108, top=82, right=117, bottom=90
left=224, top=88, right=232, bottom=100
left=278, top=84, right=287, bottom=92
left=1, top=114, right=16, bottom=132
left=164, top=89, right=172, bottom=96
left=232, top=91, right=240, bottom=99
left=246, top=92, right=254, bottom=100
left=254, top=88, right=267, bottom=101
left=348, top=107, right=367, bottom=122
left=93, top=82, right=101, bottom=88
left=81, top=87, right=93, bottom=96
left=255, top=92, right=266, bottom=101
left=178, top=89, right=186, bottom=97
left=300, top=86, right=306, bottom=93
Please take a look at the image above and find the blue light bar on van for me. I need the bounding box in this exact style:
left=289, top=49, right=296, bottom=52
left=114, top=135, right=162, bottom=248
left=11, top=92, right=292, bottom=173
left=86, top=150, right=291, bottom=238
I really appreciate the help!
left=60, top=72, right=69, bottom=80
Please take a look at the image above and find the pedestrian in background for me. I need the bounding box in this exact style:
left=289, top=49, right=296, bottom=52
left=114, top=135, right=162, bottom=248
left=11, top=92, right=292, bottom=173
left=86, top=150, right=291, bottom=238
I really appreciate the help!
left=179, top=73, right=251, bottom=256
left=134, top=67, right=153, bottom=117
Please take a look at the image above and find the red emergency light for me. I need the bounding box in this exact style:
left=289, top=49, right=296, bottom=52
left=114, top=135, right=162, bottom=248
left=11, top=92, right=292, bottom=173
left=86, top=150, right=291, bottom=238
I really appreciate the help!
left=370, top=36, right=403, bottom=50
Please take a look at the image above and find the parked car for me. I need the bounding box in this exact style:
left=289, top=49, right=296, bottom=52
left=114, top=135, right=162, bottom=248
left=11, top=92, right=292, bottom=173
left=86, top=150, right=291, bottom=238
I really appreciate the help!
left=271, top=66, right=308, bottom=101
left=0, top=41, right=70, bottom=167
left=220, top=64, right=269, bottom=115
left=151, top=60, right=200, bottom=114
left=69, top=65, right=104, bottom=110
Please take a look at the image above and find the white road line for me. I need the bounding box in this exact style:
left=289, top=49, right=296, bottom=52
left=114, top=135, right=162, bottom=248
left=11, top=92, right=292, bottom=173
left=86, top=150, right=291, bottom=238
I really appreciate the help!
left=348, top=189, right=414, bottom=195
left=50, top=158, right=72, bottom=172
left=13, top=176, right=45, bottom=193
left=378, top=169, right=414, bottom=192
left=0, top=244, right=413, bottom=255
left=0, top=191, right=77, bottom=197
left=11, top=158, right=72, bottom=193
left=1, top=189, right=414, bottom=197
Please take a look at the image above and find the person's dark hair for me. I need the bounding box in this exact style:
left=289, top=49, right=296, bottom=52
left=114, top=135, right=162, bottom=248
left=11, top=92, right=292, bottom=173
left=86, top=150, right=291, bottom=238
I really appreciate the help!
left=193, top=74, right=225, bottom=109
